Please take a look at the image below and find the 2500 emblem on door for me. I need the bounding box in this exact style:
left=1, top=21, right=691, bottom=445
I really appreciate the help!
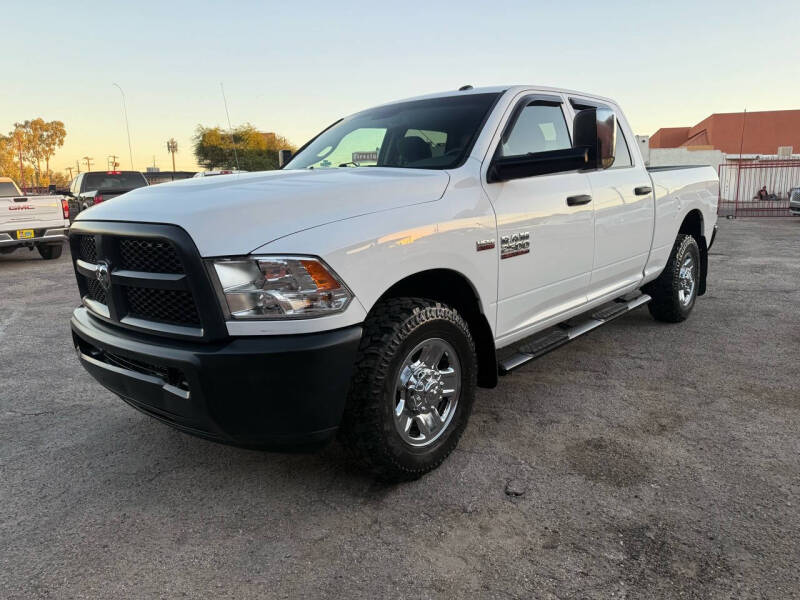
left=500, top=231, right=530, bottom=259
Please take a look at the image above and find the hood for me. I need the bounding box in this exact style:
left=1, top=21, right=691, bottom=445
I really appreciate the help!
left=77, top=168, right=449, bottom=256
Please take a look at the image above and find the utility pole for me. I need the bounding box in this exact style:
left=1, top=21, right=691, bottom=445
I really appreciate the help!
left=166, top=138, right=178, bottom=180
left=66, top=166, right=74, bottom=180
left=734, top=109, right=747, bottom=217
left=107, top=155, right=119, bottom=171
left=83, top=156, right=93, bottom=172
left=75, top=159, right=81, bottom=174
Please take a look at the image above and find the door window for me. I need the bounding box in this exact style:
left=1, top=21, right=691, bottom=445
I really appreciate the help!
left=499, top=103, right=571, bottom=158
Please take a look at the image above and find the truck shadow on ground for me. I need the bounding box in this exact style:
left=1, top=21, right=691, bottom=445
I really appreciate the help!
left=82, top=408, right=389, bottom=499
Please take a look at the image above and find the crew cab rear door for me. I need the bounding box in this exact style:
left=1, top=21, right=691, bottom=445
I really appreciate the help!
left=482, top=93, right=594, bottom=342
left=568, top=97, right=654, bottom=301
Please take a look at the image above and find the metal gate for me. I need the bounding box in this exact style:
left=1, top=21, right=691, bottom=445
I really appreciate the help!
left=718, top=159, right=800, bottom=217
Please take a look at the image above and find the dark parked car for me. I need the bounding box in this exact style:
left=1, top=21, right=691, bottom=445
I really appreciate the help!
left=65, top=171, right=148, bottom=221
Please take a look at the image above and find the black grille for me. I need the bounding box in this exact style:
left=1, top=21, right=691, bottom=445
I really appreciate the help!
left=70, top=224, right=221, bottom=339
left=86, top=276, right=107, bottom=305
left=77, top=235, right=97, bottom=263
left=119, top=238, right=183, bottom=273
left=126, top=287, right=200, bottom=325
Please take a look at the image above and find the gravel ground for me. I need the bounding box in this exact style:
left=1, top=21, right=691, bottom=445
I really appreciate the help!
left=1, top=218, right=799, bottom=599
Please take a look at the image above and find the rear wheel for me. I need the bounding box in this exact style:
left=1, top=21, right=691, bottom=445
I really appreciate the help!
left=37, top=244, right=63, bottom=260
left=339, top=298, right=477, bottom=481
left=645, top=234, right=699, bottom=323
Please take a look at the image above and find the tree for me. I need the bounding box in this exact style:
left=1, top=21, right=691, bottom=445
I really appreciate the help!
left=193, top=124, right=295, bottom=171
left=48, top=171, right=70, bottom=189
left=0, top=135, right=17, bottom=179
left=6, top=119, right=67, bottom=188
left=14, top=120, right=44, bottom=186
left=40, top=121, right=66, bottom=186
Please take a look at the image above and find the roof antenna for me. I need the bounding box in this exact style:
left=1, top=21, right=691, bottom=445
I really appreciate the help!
left=220, top=82, right=240, bottom=171
left=458, top=85, right=473, bottom=91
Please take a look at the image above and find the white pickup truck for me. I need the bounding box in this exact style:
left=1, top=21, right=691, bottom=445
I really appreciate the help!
left=68, top=85, right=718, bottom=480
left=0, top=177, right=70, bottom=259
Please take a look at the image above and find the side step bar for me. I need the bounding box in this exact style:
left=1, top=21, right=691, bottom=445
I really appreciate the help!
left=498, top=294, right=651, bottom=375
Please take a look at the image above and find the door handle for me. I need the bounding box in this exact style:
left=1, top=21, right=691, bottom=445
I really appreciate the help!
left=634, top=186, right=652, bottom=196
left=567, top=194, right=592, bottom=206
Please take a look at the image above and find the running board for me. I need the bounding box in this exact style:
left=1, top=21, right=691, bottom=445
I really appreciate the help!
left=498, top=294, right=651, bottom=375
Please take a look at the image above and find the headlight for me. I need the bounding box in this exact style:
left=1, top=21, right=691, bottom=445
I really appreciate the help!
left=210, top=256, right=353, bottom=319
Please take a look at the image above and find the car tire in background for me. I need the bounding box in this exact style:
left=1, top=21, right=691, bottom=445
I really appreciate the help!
left=645, top=234, right=700, bottom=323
left=339, top=298, right=477, bottom=482
left=37, top=244, right=63, bottom=260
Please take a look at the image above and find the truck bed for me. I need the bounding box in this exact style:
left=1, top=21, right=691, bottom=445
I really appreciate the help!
left=646, top=165, right=715, bottom=172
left=644, top=164, right=719, bottom=281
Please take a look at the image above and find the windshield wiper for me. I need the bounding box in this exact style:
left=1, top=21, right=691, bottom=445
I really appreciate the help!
left=338, top=161, right=361, bottom=168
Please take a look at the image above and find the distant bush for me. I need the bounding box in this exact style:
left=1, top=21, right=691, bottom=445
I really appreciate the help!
left=193, top=124, right=295, bottom=171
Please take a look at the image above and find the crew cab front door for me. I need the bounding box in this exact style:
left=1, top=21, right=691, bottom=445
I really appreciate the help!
left=568, top=98, right=655, bottom=301
left=482, top=94, right=595, bottom=343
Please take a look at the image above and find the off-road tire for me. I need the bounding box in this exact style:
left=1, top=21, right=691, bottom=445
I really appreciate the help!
left=339, top=298, right=477, bottom=481
left=645, top=234, right=700, bottom=323
left=37, top=244, right=63, bottom=260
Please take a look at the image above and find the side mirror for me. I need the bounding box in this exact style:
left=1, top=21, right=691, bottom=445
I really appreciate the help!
left=278, top=149, right=293, bottom=168
left=487, top=147, right=591, bottom=183
left=573, top=107, right=616, bottom=169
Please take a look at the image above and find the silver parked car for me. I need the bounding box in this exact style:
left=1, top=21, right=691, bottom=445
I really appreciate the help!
left=790, top=187, right=800, bottom=216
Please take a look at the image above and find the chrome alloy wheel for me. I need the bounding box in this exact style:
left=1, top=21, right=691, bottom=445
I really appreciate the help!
left=678, top=254, right=696, bottom=307
left=393, top=337, right=461, bottom=448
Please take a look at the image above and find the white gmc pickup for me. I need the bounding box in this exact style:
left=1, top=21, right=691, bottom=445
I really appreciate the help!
left=1, top=177, right=70, bottom=259
left=69, top=85, right=719, bottom=480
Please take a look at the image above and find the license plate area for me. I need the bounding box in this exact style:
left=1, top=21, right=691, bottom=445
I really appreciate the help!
left=16, top=229, right=34, bottom=239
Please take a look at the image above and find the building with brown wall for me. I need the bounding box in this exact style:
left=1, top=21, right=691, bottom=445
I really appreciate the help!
left=650, top=110, right=800, bottom=154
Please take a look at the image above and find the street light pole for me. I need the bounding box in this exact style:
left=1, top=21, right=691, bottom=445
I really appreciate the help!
left=112, top=83, right=134, bottom=170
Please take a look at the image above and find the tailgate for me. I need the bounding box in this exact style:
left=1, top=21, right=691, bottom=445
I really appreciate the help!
left=1, top=195, right=64, bottom=226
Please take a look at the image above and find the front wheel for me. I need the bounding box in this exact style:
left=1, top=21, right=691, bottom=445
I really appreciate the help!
left=645, top=234, right=700, bottom=323
left=339, top=298, right=477, bottom=481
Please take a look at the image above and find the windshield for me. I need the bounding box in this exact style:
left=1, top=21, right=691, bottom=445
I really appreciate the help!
left=82, top=172, right=147, bottom=192
left=0, top=181, right=22, bottom=197
left=285, top=93, right=501, bottom=171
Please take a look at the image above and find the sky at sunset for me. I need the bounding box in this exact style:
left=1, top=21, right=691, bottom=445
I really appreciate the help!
left=3, top=0, right=799, bottom=175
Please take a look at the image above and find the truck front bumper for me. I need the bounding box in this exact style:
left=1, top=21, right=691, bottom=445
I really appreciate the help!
left=71, top=307, right=362, bottom=450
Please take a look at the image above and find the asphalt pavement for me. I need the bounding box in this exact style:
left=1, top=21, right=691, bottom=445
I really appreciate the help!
left=1, top=218, right=799, bottom=599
